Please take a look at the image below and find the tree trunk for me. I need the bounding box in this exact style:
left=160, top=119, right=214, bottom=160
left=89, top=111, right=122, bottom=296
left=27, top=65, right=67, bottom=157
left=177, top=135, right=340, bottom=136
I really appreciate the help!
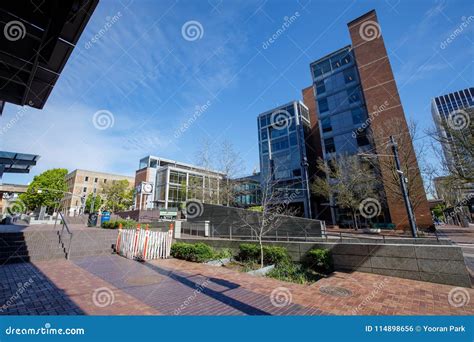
left=258, top=236, right=264, bottom=268
left=352, top=211, right=358, bottom=230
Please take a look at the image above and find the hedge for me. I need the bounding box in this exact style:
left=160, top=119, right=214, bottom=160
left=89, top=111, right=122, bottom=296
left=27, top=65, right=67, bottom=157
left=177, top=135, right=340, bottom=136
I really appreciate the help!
left=170, top=242, right=216, bottom=263
left=302, top=248, right=333, bottom=274
left=237, top=243, right=290, bottom=266
left=101, top=219, right=137, bottom=229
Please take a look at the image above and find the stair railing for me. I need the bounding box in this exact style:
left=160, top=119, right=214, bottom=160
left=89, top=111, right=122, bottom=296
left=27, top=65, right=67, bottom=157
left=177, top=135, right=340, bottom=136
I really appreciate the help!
left=57, top=211, right=73, bottom=259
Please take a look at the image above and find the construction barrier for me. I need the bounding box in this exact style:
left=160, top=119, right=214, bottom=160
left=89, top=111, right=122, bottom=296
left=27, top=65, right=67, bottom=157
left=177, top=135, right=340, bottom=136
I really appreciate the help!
left=116, top=224, right=173, bottom=260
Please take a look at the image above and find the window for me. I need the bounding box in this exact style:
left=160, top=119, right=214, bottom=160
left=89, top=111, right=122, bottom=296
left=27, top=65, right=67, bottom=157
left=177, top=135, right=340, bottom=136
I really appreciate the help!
left=94, top=178, right=98, bottom=183
left=104, top=179, right=107, bottom=183
left=321, top=117, right=332, bottom=133
left=83, top=187, right=87, bottom=192
left=318, top=98, right=329, bottom=113
left=343, top=68, right=355, bottom=83
left=261, top=129, right=268, bottom=140
left=324, top=138, right=335, bottom=154
left=348, top=88, right=361, bottom=103
left=356, top=130, right=370, bottom=147
left=351, top=108, right=365, bottom=124
left=85, top=176, right=89, bottom=181
left=316, top=80, right=325, bottom=94
left=259, top=115, right=268, bottom=127
left=261, top=142, right=269, bottom=154
left=313, top=59, right=331, bottom=77
left=169, top=171, right=186, bottom=184
left=271, top=138, right=289, bottom=152
left=289, top=132, right=297, bottom=145
left=93, top=188, right=97, bottom=193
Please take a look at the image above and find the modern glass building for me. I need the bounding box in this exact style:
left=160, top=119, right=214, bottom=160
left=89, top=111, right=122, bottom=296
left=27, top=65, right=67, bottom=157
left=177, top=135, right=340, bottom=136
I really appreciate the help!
left=431, top=87, right=474, bottom=174
left=310, top=46, right=372, bottom=159
left=257, top=101, right=312, bottom=218
left=233, top=173, right=261, bottom=208
left=135, top=156, right=225, bottom=210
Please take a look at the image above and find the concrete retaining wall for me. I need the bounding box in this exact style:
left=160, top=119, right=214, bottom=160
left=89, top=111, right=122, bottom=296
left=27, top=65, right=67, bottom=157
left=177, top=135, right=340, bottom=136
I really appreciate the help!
left=176, top=238, right=471, bottom=288
left=188, top=204, right=324, bottom=239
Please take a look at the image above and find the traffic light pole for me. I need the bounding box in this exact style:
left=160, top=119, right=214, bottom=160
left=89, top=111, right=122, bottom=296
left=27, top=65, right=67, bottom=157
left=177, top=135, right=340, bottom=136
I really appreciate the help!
left=389, top=136, right=418, bottom=238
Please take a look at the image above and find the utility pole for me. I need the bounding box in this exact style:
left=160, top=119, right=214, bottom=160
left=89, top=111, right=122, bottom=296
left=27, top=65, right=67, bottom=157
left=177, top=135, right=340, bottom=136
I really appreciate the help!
left=389, top=136, right=418, bottom=237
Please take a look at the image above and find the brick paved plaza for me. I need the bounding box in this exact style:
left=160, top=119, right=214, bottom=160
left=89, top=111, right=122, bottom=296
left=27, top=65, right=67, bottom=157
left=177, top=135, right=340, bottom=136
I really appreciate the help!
left=0, top=254, right=472, bottom=316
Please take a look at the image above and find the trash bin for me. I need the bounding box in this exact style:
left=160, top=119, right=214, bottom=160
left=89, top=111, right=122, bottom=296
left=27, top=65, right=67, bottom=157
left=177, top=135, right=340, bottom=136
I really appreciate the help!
left=88, top=213, right=98, bottom=227
left=101, top=211, right=111, bottom=225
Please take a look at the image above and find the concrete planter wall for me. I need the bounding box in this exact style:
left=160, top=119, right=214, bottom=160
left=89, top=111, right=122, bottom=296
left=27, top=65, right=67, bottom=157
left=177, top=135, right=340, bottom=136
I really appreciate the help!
left=176, top=238, right=471, bottom=288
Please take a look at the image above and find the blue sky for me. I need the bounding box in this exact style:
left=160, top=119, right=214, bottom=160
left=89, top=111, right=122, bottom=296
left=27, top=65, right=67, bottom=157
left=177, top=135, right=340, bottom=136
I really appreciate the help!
left=1, top=0, right=473, bottom=185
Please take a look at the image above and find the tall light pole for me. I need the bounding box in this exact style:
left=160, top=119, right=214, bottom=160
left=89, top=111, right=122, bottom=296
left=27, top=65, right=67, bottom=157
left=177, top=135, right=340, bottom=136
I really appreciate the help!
left=389, top=136, right=418, bottom=237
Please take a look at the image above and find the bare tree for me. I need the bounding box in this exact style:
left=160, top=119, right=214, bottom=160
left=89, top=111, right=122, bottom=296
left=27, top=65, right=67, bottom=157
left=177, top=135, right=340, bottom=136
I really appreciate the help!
left=311, top=154, right=380, bottom=229
left=370, top=118, right=429, bottom=213
left=427, top=108, right=473, bottom=185
left=237, top=172, right=299, bottom=267
left=195, top=138, right=245, bottom=206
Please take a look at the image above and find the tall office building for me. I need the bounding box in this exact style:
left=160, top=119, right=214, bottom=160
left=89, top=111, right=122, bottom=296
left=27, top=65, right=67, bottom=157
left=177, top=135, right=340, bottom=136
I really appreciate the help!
left=304, top=9, right=432, bottom=229
left=431, top=87, right=474, bottom=175
left=257, top=101, right=312, bottom=218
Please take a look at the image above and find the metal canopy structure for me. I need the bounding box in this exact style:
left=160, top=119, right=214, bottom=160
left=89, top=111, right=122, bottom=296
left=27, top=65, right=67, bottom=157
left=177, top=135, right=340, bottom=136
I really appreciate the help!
left=0, top=0, right=99, bottom=115
left=0, top=151, right=39, bottom=180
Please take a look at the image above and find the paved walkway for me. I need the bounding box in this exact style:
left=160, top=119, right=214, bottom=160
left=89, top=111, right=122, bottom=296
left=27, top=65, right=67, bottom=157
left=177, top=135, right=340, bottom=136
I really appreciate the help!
left=1, top=255, right=473, bottom=316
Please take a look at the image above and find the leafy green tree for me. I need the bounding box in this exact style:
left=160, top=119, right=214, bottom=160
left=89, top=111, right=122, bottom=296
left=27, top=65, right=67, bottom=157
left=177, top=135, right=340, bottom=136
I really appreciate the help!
left=102, top=180, right=133, bottom=212
left=85, top=193, right=104, bottom=213
left=19, top=168, right=68, bottom=212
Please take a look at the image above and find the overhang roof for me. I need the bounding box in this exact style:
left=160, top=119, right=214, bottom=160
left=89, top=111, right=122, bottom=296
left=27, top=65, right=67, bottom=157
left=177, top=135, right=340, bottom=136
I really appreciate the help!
left=0, top=151, right=39, bottom=174
left=0, top=0, right=99, bottom=114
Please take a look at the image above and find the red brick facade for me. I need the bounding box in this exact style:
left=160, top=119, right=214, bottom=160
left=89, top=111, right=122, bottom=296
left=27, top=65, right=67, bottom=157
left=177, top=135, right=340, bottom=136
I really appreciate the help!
left=347, top=10, right=432, bottom=229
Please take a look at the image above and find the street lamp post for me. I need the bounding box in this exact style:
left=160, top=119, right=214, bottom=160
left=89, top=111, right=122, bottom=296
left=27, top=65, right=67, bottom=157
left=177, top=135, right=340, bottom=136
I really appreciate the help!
left=389, top=136, right=418, bottom=238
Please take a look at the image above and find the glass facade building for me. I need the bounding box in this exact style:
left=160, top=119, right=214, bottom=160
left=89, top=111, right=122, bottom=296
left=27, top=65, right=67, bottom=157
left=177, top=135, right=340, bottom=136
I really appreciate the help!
left=136, top=156, right=224, bottom=210
left=258, top=101, right=312, bottom=217
left=310, top=46, right=373, bottom=159
left=431, top=87, right=474, bottom=174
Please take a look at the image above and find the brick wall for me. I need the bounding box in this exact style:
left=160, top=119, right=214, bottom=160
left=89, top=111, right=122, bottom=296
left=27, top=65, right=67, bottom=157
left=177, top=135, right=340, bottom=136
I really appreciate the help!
left=347, top=10, right=432, bottom=229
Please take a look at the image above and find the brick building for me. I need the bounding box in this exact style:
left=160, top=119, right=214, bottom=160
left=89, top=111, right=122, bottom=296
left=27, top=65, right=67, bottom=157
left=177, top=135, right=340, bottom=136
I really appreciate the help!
left=303, top=10, right=432, bottom=230
left=61, top=169, right=134, bottom=216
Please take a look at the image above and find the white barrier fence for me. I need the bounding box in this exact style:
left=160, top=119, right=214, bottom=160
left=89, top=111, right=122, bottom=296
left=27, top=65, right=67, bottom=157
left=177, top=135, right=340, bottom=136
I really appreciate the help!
left=116, top=226, right=173, bottom=260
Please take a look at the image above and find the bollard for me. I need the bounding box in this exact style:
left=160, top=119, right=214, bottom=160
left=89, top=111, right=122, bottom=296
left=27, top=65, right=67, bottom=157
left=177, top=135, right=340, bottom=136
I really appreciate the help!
left=116, top=223, right=123, bottom=254
left=142, top=224, right=149, bottom=260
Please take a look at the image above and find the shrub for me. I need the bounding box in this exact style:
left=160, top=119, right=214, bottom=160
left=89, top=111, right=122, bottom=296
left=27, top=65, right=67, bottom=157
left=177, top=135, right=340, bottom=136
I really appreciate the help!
left=302, top=248, right=333, bottom=274
left=214, top=248, right=233, bottom=259
left=170, top=242, right=216, bottom=263
left=237, top=244, right=290, bottom=266
left=267, top=262, right=319, bottom=284
left=102, top=219, right=137, bottom=229
left=237, top=243, right=260, bottom=262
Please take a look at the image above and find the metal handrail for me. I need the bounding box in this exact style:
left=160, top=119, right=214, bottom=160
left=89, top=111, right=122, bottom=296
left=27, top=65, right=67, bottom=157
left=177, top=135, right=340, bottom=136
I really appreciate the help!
left=57, top=211, right=73, bottom=259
